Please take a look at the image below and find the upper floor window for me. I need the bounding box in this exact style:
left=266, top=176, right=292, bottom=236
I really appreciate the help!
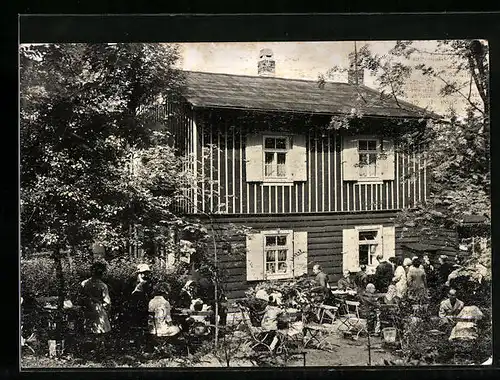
left=342, top=135, right=395, bottom=183
left=358, top=139, right=378, bottom=178
left=245, top=133, right=307, bottom=183
left=264, top=136, right=289, bottom=178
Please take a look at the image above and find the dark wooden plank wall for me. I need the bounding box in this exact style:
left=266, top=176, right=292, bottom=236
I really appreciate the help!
left=207, top=211, right=453, bottom=300
left=191, top=122, right=427, bottom=215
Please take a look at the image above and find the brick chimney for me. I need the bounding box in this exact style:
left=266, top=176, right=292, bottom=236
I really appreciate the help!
left=258, top=48, right=275, bottom=77
left=347, top=51, right=364, bottom=85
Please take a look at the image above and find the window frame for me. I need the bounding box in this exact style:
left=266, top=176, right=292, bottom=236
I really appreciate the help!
left=262, top=135, right=292, bottom=183
left=262, top=229, right=293, bottom=280
left=355, top=225, right=383, bottom=271
left=358, top=138, right=378, bottom=179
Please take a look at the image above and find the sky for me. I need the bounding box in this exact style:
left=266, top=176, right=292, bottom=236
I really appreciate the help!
left=177, top=40, right=485, bottom=117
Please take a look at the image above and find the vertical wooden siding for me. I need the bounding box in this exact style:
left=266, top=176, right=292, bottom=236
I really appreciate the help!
left=190, top=123, right=425, bottom=215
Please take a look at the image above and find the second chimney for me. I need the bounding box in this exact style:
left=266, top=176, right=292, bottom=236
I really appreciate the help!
left=258, top=48, right=275, bottom=77
left=347, top=51, right=364, bottom=85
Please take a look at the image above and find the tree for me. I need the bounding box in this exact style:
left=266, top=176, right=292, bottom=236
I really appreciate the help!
left=20, top=43, right=188, bottom=307
left=321, top=40, right=490, bottom=258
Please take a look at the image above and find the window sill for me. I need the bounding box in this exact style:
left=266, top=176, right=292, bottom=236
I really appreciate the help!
left=344, top=179, right=385, bottom=185
left=261, top=182, right=295, bottom=187
left=265, top=273, right=293, bottom=281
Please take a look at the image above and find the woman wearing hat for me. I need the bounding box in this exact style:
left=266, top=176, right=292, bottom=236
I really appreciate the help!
left=125, top=264, right=154, bottom=338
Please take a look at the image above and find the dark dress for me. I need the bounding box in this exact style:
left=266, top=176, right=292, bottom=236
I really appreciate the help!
left=125, top=278, right=153, bottom=331
left=374, top=261, right=394, bottom=293
left=197, top=276, right=228, bottom=326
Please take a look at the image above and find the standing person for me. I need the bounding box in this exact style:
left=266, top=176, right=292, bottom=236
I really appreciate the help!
left=403, top=257, right=413, bottom=275
left=126, top=264, right=154, bottom=337
left=406, top=257, right=428, bottom=304
left=437, top=255, right=454, bottom=286
left=392, top=256, right=407, bottom=299
left=374, top=255, right=394, bottom=293
left=388, top=257, right=397, bottom=271
left=80, top=262, right=111, bottom=357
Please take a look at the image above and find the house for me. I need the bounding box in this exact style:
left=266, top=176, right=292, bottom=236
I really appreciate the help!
left=155, top=49, right=453, bottom=299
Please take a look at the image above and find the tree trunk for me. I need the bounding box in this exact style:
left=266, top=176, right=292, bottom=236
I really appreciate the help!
left=53, top=245, right=65, bottom=310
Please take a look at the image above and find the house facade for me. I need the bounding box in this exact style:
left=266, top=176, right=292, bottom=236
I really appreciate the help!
left=158, top=50, right=456, bottom=299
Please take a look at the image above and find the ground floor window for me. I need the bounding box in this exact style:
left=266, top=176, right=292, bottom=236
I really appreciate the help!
left=246, top=229, right=308, bottom=281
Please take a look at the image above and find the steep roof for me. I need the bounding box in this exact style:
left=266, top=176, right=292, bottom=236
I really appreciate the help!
left=181, top=70, right=438, bottom=119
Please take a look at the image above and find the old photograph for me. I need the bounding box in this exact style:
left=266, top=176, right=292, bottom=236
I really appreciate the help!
left=20, top=40, right=491, bottom=368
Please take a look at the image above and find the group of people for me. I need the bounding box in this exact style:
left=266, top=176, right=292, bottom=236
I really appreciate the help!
left=78, top=261, right=226, bottom=350
left=310, top=254, right=468, bottom=336
left=330, top=254, right=459, bottom=305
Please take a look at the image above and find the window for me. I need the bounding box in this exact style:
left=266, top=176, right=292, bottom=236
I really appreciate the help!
left=265, top=235, right=289, bottom=275
left=342, top=136, right=395, bottom=182
left=246, top=230, right=308, bottom=281
left=264, top=137, right=289, bottom=178
left=342, top=225, right=395, bottom=272
left=358, top=230, right=379, bottom=266
left=358, top=139, right=378, bottom=178
left=245, top=134, right=307, bottom=183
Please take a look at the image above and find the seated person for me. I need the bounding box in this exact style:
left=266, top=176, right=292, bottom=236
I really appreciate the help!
left=311, top=265, right=331, bottom=304
left=186, top=299, right=212, bottom=336
left=239, top=289, right=269, bottom=326
left=359, top=283, right=381, bottom=335
left=383, top=282, right=400, bottom=305
left=148, top=285, right=181, bottom=337
left=260, top=295, right=284, bottom=351
left=449, top=305, right=484, bottom=342
left=338, top=270, right=355, bottom=291
left=178, top=280, right=197, bottom=309
left=438, top=288, right=464, bottom=328
left=355, top=265, right=369, bottom=292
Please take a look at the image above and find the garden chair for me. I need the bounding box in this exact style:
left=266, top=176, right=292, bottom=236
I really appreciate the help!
left=337, top=300, right=367, bottom=340
left=236, top=304, right=274, bottom=355
left=317, top=304, right=339, bottom=324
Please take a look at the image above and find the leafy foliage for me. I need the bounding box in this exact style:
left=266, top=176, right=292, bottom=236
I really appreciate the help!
left=20, top=43, right=187, bottom=253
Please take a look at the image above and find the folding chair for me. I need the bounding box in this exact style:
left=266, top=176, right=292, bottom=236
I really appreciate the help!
left=317, top=304, right=339, bottom=324
left=337, top=300, right=367, bottom=340
left=303, top=322, right=338, bottom=351
left=237, top=304, right=274, bottom=355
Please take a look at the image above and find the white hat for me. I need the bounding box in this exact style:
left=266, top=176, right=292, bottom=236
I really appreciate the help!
left=136, top=263, right=151, bottom=273
left=255, top=289, right=269, bottom=302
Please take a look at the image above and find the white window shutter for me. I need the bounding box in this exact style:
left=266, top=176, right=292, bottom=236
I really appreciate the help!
left=289, top=134, right=307, bottom=182
left=246, top=232, right=264, bottom=281
left=342, top=228, right=359, bottom=271
left=342, top=135, right=359, bottom=181
left=293, top=231, right=308, bottom=277
left=245, top=134, right=263, bottom=182
left=379, top=138, right=395, bottom=181
left=382, top=225, right=396, bottom=260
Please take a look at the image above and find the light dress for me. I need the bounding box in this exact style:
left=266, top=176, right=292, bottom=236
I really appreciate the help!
left=81, top=277, right=111, bottom=334
left=148, top=295, right=181, bottom=337
left=393, top=266, right=407, bottom=298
